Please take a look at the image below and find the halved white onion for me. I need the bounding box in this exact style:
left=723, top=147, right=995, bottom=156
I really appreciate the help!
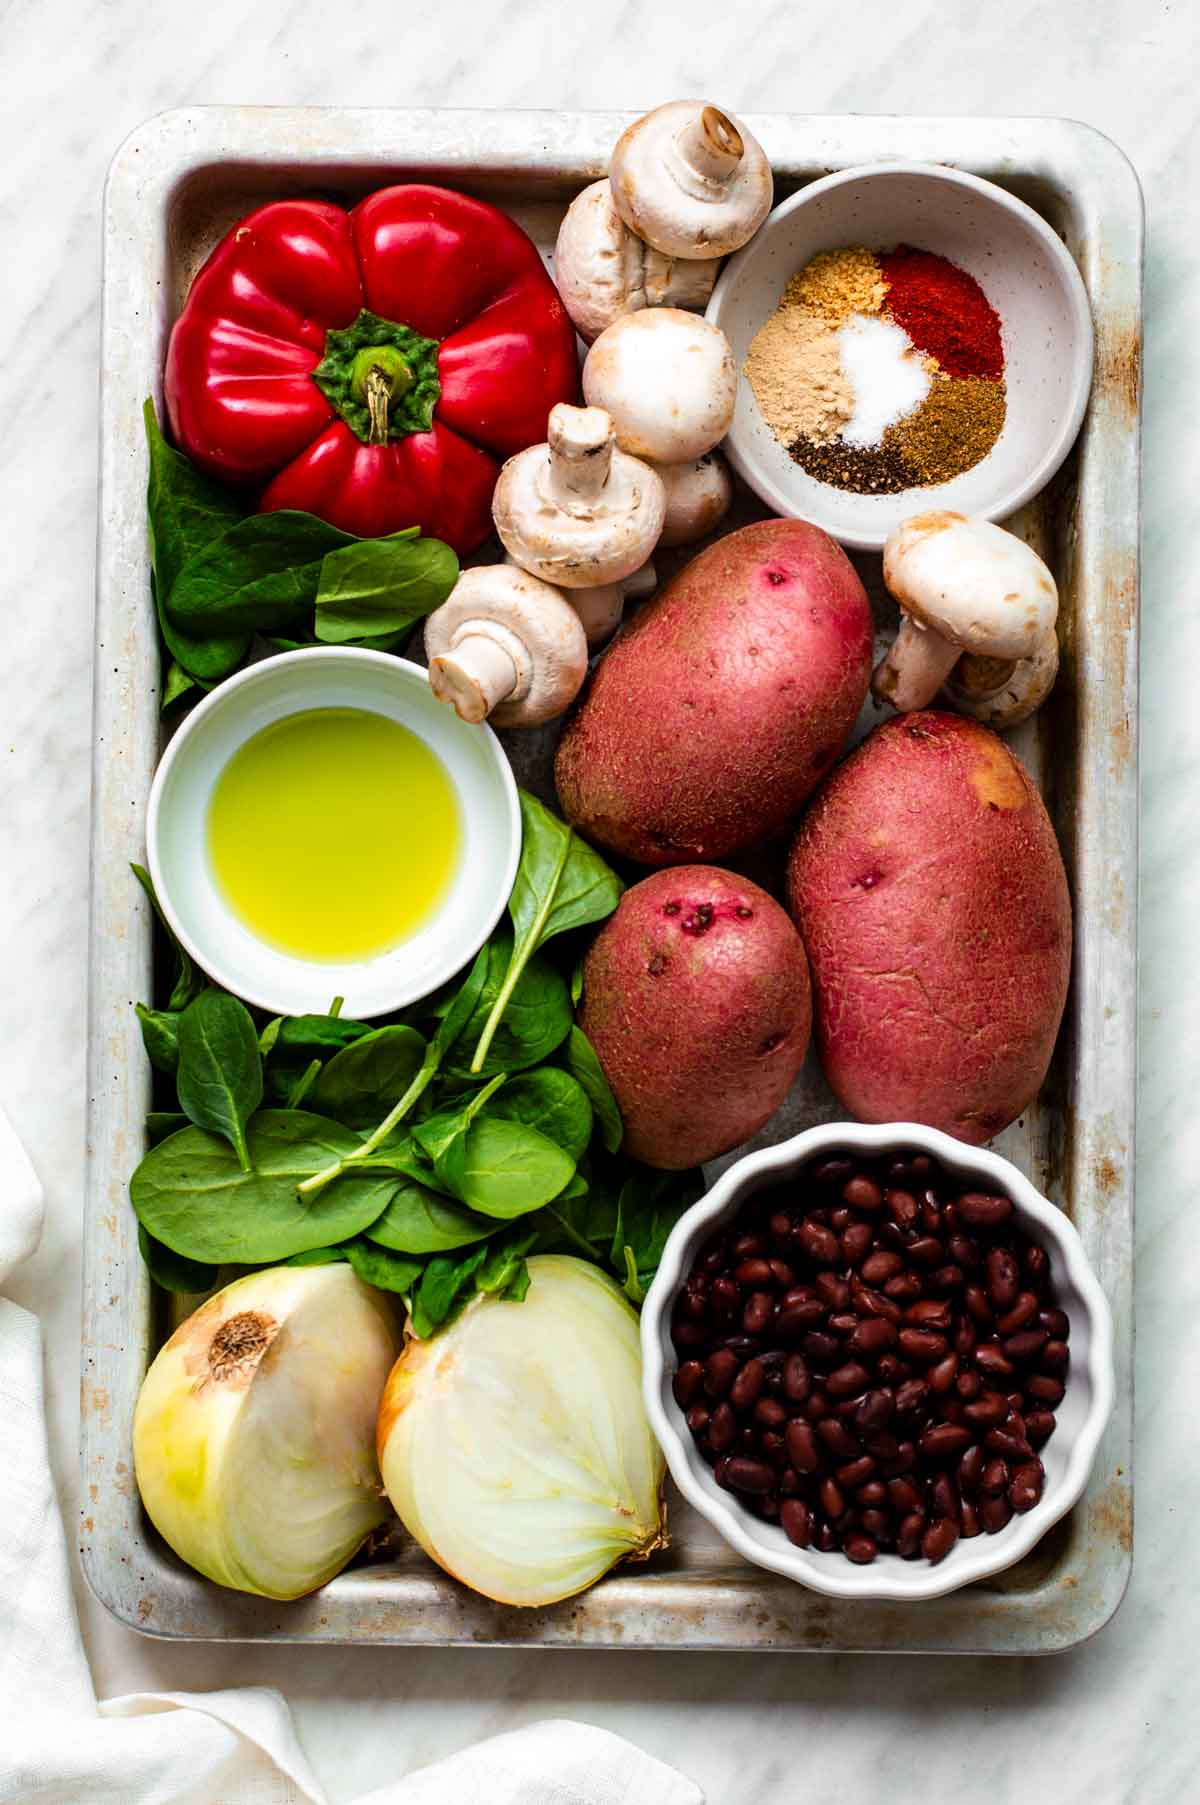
left=133, top=1263, right=400, bottom=1599
left=378, top=1255, right=666, bottom=1606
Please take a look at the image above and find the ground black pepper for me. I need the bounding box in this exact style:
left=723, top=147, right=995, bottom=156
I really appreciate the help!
left=789, top=435, right=917, bottom=494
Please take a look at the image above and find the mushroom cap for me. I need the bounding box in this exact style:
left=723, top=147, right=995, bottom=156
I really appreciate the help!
left=583, top=309, right=736, bottom=463
left=493, top=408, right=665, bottom=589
left=423, top=565, right=588, bottom=728
left=942, top=628, right=1060, bottom=729
left=883, top=512, right=1059, bottom=662
left=553, top=181, right=719, bottom=344
left=652, top=451, right=733, bottom=548
left=609, top=101, right=773, bottom=259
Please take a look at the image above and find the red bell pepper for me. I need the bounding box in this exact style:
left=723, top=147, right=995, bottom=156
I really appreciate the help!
left=164, top=185, right=580, bottom=554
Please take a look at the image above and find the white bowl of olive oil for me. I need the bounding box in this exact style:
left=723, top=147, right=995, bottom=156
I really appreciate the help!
left=147, top=649, right=520, bottom=1018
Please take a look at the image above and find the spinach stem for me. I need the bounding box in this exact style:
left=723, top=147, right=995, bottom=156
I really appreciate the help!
left=469, top=830, right=573, bottom=1074
left=296, top=1057, right=437, bottom=1200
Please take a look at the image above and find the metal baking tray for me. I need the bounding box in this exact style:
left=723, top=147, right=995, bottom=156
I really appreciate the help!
left=83, top=108, right=1140, bottom=1652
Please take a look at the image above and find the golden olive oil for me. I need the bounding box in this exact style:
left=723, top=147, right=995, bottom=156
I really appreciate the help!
left=208, top=707, right=460, bottom=960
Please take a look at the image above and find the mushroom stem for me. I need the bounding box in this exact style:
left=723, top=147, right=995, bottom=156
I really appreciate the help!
left=429, top=631, right=521, bottom=725
left=546, top=405, right=615, bottom=506
left=676, top=106, right=744, bottom=185
left=872, top=615, right=963, bottom=712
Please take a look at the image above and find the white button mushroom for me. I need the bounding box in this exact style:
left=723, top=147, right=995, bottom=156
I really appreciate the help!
left=493, top=403, right=665, bottom=589
left=423, top=565, right=589, bottom=729
left=582, top=310, right=736, bottom=464
left=651, top=451, right=733, bottom=548
left=608, top=100, right=773, bottom=259
left=553, top=180, right=719, bottom=345
left=502, top=552, right=656, bottom=649
left=941, top=629, right=1061, bottom=729
left=872, top=513, right=1060, bottom=714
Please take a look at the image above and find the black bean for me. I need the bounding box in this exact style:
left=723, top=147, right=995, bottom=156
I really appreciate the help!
left=723, top=1456, right=776, bottom=1495
left=782, top=1353, right=811, bottom=1402
left=844, top=1531, right=879, bottom=1564
left=1024, top=1408, right=1057, bottom=1448
left=897, top=1511, right=927, bottom=1558
left=754, top=1396, right=788, bottom=1429
left=785, top=1419, right=821, bottom=1473
left=920, top=1422, right=973, bottom=1461
left=817, top=1418, right=861, bottom=1461
left=672, top=1361, right=704, bottom=1408
left=922, top=1518, right=959, bottom=1564
left=819, top=1476, right=846, bottom=1519
left=1041, top=1339, right=1071, bottom=1373
left=957, top=1191, right=1014, bottom=1228
left=986, top=1247, right=1020, bottom=1312
left=827, top=1361, right=871, bottom=1399
left=781, top=1498, right=813, bottom=1547
left=996, top=1290, right=1040, bottom=1335
left=730, top=1358, right=765, bottom=1410
left=1026, top=1373, right=1066, bottom=1406
left=843, top=1176, right=883, bottom=1211
left=849, top=1316, right=897, bottom=1357
left=707, top=1402, right=737, bottom=1453
left=1003, top=1328, right=1048, bottom=1362
left=1008, top=1461, right=1044, bottom=1513
left=841, top=1222, right=874, bottom=1265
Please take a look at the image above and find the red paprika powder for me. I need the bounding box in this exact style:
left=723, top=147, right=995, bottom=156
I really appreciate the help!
left=879, top=246, right=1004, bottom=380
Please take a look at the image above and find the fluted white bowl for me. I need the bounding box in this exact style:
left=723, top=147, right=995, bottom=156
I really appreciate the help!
left=641, top=1121, right=1114, bottom=1603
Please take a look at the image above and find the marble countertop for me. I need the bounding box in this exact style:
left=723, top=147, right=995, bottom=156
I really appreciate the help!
left=1, top=0, right=1193, bottom=1797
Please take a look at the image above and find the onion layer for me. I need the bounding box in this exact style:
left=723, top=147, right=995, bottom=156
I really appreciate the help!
left=133, top=1264, right=400, bottom=1599
left=377, top=1254, right=666, bottom=1606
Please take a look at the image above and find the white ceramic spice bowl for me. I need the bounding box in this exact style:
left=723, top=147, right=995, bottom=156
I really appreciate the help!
left=147, top=648, right=520, bottom=1018
left=641, top=1122, right=1114, bottom=1603
left=707, top=162, right=1094, bottom=551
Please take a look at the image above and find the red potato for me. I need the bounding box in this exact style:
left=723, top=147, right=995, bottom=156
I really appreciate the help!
left=786, top=712, right=1071, bottom=1144
left=554, top=519, right=874, bottom=865
left=579, top=866, right=812, bottom=1169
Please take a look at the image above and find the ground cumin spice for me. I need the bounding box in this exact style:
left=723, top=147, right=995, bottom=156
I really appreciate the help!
left=886, top=375, right=1006, bottom=482
left=744, top=305, right=854, bottom=445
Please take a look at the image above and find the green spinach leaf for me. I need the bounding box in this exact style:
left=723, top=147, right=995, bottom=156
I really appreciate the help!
left=313, top=532, right=458, bottom=643
left=486, top=1067, right=593, bottom=1162
left=611, top=1164, right=704, bottom=1302
left=137, top=1222, right=219, bottom=1295
left=343, top=1238, right=423, bottom=1294
left=131, top=863, right=207, bottom=1011
left=286, top=1245, right=350, bottom=1266
left=166, top=511, right=355, bottom=635
left=410, top=1245, right=490, bottom=1339
left=475, top=1227, right=536, bottom=1301
left=470, top=790, right=622, bottom=1071
left=130, top=1110, right=398, bottom=1264
left=366, top=1179, right=500, bottom=1255
left=432, top=1114, right=576, bottom=1221
left=560, top=1025, right=622, bottom=1153
left=143, top=403, right=251, bottom=682
left=161, top=658, right=198, bottom=711
left=174, top=989, right=263, bottom=1172
left=146, top=1110, right=189, bottom=1146
left=445, top=936, right=572, bottom=1078
left=309, top=1025, right=427, bottom=1130
left=136, top=1004, right=180, bottom=1076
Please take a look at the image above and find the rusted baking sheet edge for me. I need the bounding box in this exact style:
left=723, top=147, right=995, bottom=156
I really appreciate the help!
left=83, top=109, right=1139, bottom=1651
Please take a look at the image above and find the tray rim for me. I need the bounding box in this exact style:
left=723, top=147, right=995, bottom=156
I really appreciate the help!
left=83, top=105, right=1141, bottom=1654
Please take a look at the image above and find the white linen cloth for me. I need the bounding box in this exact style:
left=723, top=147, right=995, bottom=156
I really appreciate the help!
left=0, top=1103, right=702, bottom=1805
